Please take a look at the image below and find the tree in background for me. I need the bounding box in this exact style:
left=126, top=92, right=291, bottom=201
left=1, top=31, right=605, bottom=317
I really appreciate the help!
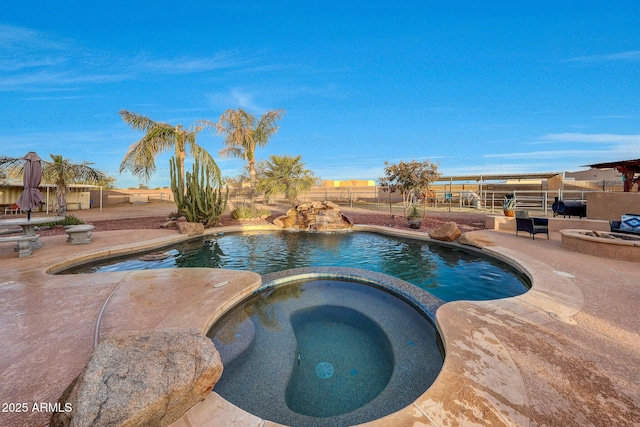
left=43, top=154, right=108, bottom=216
left=0, top=154, right=108, bottom=216
left=211, top=108, right=285, bottom=206
left=224, top=160, right=268, bottom=197
left=119, top=110, right=220, bottom=185
left=256, top=154, right=315, bottom=206
left=95, top=175, right=117, bottom=190
left=378, top=159, right=440, bottom=217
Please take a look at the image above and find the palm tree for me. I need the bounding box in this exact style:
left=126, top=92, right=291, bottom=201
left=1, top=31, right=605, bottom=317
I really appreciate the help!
left=0, top=154, right=108, bottom=216
left=256, top=154, right=315, bottom=206
left=211, top=108, right=285, bottom=204
left=119, top=110, right=219, bottom=185
left=43, top=154, right=108, bottom=216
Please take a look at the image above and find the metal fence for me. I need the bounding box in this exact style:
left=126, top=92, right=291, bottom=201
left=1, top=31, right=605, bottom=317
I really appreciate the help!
left=94, top=185, right=601, bottom=217
left=93, top=190, right=174, bottom=207
left=228, top=186, right=599, bottom=217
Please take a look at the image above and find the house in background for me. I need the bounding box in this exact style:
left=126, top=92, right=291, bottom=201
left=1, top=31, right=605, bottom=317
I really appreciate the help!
left=322, top=179, right=376, bottom=187
left=584, top=158, right=640, bottom=192
left=0, top=181, right=99, bottom=212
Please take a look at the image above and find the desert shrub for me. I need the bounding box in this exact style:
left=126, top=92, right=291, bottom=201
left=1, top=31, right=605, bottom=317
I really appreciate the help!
left=40, top=215, right=83, bottom=227
left=231, top=205, right=270, bottom=219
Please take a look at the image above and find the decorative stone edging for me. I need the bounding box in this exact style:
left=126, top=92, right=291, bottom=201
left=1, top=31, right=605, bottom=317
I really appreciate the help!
left=260, top=266, right=445, bottom=326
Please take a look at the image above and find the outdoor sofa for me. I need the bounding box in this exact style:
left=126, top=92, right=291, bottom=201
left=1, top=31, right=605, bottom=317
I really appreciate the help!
left=609, top=214, right=640, bottom=236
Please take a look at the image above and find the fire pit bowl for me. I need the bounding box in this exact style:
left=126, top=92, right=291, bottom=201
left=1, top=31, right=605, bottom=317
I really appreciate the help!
left=560, top=229, right=640, bottom=262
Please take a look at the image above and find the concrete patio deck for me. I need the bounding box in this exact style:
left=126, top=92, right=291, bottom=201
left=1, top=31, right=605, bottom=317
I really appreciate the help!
left=0, top=213, right=638, bottom=426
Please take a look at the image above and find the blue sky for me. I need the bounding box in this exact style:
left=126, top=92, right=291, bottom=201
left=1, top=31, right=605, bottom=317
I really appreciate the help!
left=2, top=1, right=639, bottom=188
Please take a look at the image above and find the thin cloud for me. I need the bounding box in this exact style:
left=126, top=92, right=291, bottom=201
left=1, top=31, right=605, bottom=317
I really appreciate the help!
left=206, top=88, right=267, bottom=113
left=484, top=149, right=608, bottom=160
left=0, top=25, right=252, bottom=92
left=568, top=50, right=640, bottom=63
left=442, top=164, right=556, bottom=176
left=542, top=133, right=640, bottom=144
left=0, top=70, right=130, bottom=90
left=0, top=24, right=67, bottom=52
left=133, top=51, right=246, bottom=75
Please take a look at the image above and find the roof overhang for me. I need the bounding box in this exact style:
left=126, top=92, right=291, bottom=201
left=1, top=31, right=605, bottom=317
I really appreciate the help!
left=437, top=172, right=562, bottom=182
left=584, top=158, right=640, bottom=172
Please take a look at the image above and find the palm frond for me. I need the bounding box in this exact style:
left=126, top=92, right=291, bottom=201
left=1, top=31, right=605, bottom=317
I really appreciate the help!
left=119, top=110, right=164, bottom=132
left=119, top=112, right=184, bottom=181
left=217, top=108, right=256, bottom=159
left=0, top=156, right=25, bottom=181
left=41, top=154, right=107, bottom=186
left=190, top=144, right=221, bottom=183
left=254, top=108, right=285, bottom=147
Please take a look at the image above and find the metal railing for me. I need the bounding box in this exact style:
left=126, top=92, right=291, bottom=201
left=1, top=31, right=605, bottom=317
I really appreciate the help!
left=229, top=187, right=599, bottom=217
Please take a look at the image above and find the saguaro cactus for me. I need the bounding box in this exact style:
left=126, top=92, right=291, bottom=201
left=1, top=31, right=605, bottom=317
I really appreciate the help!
left=170, top=156, right=228, bottom=226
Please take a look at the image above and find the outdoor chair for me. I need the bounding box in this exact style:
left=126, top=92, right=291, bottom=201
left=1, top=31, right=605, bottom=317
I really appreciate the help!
left=4, top=204, right=23, bottom=215
left=515, top=210, right=549, bottom=240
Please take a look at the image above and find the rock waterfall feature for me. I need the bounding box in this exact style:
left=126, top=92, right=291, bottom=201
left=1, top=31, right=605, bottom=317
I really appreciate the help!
left=273, top=201, right=353, bottom=231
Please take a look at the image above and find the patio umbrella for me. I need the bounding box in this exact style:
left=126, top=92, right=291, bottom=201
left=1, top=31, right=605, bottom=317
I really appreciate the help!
left=16, top=151, right=45, bottom=220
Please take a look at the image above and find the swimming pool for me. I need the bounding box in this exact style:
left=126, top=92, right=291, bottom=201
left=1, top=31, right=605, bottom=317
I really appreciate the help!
left=208, top=277, right=444, bottom=426
left=67, top=231, right=529, bottom=302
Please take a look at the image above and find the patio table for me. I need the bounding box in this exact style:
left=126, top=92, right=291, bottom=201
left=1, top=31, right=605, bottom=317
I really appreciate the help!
left=0, top=216, right=64, bottom=250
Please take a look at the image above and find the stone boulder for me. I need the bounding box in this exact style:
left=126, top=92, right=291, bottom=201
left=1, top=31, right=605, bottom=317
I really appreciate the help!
left=457, top=232, right=495, bottom=248
left=177, top=221, right=204, bottom=236
left=273, top=208, right=298, bottom=228
left=272, top=201, right=353, bottom=231
left=429, top=222, right=462, bottom=242
left=50, top=329, right=223, bottom=427
left=160, top=220, right=178, bottom=229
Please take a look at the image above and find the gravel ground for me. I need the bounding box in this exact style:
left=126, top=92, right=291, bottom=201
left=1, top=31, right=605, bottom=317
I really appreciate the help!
left=33, top=203, right=487, bottom=237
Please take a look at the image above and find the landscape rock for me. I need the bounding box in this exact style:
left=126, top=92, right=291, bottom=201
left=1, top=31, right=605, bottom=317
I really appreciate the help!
left=273, top=214, right=296, bottom=228
left=286, top=208, right=298, bottom=217
left=160, top=220, right=178, bottom=229
left=177, top=221, right=204, bottom=235
left=50, top=329, right=222, bottom=427
left=457, top=232, right=495, bottom=248
left=272, top=201, right=353, bottom=231
left=429, top=222, right=462, bottom=242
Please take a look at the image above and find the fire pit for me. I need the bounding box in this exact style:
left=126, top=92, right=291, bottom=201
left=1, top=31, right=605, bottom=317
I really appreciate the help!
left=560, top=229, right=640, bottom=262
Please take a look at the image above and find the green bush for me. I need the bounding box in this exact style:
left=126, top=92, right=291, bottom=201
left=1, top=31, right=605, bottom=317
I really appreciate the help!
left=40, top=215, right=84, bottom=227
left=231, top=205, right=271, bottom=220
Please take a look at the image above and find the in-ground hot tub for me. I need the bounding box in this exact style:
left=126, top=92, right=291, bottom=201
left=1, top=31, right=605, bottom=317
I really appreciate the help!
left=207, top=269, right=444, bottom=427
left=560, top=229, right=640, bottom=262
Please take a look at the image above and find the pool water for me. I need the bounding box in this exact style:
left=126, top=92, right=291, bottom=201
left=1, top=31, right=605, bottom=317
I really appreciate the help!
left=209, top=279, right=443, bottom=426
left=69, top=231, right=528, bottom=302
left=286, top=305, right=393, bottom=417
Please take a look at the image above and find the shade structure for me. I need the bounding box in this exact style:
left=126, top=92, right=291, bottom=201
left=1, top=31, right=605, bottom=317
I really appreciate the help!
left=16, top=152, right=45, bottom=219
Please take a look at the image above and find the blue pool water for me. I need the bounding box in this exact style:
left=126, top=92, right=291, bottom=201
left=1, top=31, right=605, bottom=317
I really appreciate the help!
left=209, top=278, right=443, bottom=426
left=68, top=231, right=528, bottom=302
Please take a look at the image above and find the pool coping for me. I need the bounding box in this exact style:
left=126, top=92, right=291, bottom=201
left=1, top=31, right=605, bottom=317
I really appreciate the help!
left=1, top=224, right=639, bottom=426
left=212, top=272, right=445, bottom=426
left=260, top=266, right=446, bottom=326
left=41, top=225, right=579, bottom=427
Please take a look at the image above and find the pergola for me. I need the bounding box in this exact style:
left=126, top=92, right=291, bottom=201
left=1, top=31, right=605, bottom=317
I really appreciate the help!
left=438, top=172, right=562, bottom=182
left=585, top=159, right=640, bottom=192
left=436, top=172, right=563, bottom=196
